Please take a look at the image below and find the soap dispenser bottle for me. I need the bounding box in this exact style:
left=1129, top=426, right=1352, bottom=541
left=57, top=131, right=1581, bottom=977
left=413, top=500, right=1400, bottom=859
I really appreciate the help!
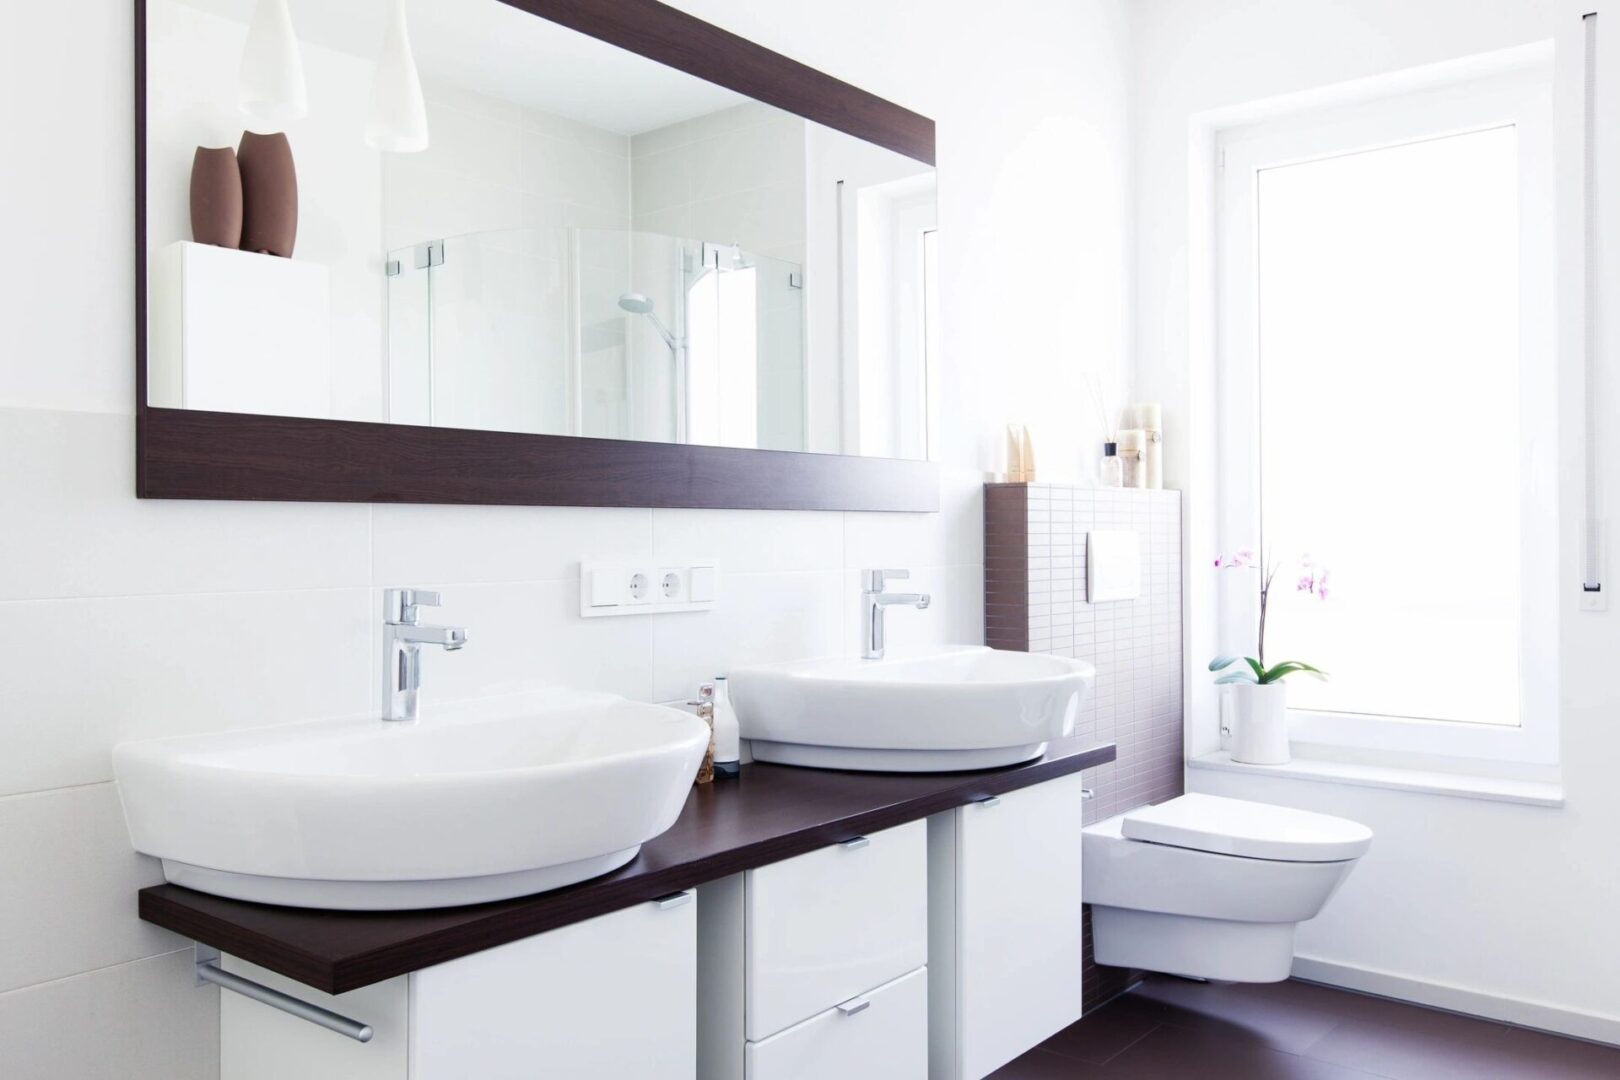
left=709, top=676, right=741, bottom=778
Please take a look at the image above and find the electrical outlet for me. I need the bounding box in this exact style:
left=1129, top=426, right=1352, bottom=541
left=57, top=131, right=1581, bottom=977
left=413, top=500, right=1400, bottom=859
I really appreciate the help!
left=626, top=569, right=652, bottom=605
left=660, top=569, right=687, bottom=604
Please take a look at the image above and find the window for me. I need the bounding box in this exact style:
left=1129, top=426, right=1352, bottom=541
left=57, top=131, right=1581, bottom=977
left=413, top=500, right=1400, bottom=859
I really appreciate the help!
left=1216, top=66, right=1557, bottom=762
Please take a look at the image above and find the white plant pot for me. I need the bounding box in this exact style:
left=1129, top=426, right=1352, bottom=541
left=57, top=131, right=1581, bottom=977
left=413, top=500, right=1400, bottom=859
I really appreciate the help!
left=1229, top=681, right=1291, bottom=765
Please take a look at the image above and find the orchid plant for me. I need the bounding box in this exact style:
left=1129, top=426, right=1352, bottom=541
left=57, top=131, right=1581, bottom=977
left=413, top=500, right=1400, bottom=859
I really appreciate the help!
left=1208, top=549, right=1330, bottom=686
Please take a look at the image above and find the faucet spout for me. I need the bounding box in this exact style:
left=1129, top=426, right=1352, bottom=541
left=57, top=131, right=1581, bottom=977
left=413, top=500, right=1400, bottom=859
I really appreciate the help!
left=860, top=569, right=931, bottom=660
left=391, top=624, right=468, bottom=650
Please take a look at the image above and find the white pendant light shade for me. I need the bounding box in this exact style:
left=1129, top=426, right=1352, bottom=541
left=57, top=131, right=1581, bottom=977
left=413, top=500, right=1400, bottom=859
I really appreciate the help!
left=366, top=0, right=430, bottom=153
left=238, top=0, right=308, bottom=129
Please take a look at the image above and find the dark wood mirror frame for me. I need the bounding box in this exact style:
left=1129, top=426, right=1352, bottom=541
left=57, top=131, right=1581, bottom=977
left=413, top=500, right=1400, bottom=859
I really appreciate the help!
left=134, top=0, right=940, bottom=511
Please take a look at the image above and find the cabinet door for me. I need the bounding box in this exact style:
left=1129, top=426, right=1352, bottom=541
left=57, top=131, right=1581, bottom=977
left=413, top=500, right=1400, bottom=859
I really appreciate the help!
left=745, top=968, right=928, bottom=1080
left=935, top=773, right=1088, bottom=1079
left=412, top=893, right=697, bottom=1080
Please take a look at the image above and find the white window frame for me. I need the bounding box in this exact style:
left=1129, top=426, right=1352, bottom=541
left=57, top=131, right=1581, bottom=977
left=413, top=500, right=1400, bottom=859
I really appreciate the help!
left=1214, top=63, right=1559, bottom=765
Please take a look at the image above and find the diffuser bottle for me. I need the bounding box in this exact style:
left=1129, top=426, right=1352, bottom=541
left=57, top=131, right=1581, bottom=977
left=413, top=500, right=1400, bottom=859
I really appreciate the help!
left=1099, top=442, right=1123, bottom=487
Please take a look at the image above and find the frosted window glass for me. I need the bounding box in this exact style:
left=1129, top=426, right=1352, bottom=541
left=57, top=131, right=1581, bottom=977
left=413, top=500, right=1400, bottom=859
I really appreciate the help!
left=1256, top=126, right=1521, bottom=726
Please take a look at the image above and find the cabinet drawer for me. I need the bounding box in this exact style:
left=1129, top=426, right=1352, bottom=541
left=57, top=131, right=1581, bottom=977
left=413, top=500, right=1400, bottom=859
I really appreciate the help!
left=746, top=819, right=927, bottom=1040
left=745, top=967, right=928, bottom=1080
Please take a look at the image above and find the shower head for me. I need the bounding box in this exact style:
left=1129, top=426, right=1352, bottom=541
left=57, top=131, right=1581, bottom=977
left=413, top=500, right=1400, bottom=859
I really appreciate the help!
left=618, top=291, right=679, bottom=352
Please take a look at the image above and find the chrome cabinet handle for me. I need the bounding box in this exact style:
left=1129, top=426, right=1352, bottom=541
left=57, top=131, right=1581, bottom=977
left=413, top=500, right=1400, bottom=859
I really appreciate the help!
left=974, top=795, right=1001, bottom=808
left=651, top=890, right=693, bottom=910
left=838, top=836, right=871, bottom=851
left=837, top=997, right=871, bottom=1017
left=1081, top=788, right=1096, bottom=800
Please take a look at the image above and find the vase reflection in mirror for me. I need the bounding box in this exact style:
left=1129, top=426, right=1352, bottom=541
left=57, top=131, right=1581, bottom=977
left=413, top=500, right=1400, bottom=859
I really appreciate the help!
left=237, top=131, right=298, bottom=257
left=188, top=146, right=243, bottom=249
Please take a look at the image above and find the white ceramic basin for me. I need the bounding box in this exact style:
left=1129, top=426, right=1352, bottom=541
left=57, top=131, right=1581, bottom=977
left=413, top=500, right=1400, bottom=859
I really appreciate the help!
left=113, top=689, right=708, bottom=910
left=731, top=645, right=1095, bottom=772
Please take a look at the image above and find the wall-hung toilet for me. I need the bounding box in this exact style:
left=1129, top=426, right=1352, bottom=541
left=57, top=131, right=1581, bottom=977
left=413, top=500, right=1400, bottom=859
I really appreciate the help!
left=1082, top=793, right=1373, bottom=982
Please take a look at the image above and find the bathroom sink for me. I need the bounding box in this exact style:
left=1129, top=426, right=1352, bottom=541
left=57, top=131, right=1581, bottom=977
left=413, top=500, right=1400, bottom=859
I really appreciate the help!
left=113, top=690, right=708, bottom=910
left=730, top=645, right=1095, bottom=772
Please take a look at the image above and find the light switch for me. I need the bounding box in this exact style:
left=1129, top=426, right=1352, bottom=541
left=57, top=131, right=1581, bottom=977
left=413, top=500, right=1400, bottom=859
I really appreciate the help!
left=588, top=567, right=623, bottom=608
left=690, top=566, right=717, bottom=603
left=1087, top=530, right=1141, bottom=603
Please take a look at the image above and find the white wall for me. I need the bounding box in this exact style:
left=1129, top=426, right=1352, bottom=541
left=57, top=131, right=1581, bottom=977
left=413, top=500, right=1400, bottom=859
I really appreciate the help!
left=1132, top=0, right=1620, bottom=1040
left=0, top=0, right=1133, bottom=1075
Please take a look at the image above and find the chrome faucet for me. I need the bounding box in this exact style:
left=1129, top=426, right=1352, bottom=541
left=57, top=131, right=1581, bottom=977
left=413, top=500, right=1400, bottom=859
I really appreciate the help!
left=861, top=569, right=931, bottom=660
left=382, top=588, right=467, bottom=721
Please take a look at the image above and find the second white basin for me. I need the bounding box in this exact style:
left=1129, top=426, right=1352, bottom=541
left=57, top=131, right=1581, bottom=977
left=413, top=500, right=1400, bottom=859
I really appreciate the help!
left=731, top=645, right=1095, bottom=772
left=113, top=689, right=709, bottom=910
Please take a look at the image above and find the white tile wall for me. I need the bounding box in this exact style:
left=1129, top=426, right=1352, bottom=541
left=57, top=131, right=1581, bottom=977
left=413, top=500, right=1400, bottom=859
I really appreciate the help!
left=630, top=103, right=808, bottom=262
left=0, top=950, right=218, bottom=1080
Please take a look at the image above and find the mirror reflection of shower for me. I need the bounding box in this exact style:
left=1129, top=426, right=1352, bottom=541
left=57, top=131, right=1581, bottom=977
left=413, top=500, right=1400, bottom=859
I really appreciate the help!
left=617, top=292, right=680, bottom=352
left=385, top=226, right=806, bottom=450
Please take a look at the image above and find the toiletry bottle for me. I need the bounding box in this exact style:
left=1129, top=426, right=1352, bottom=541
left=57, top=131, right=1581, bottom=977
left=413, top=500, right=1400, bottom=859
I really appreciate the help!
left=687, top=695, right=716, bottom=785
left=710, top=676, right=741, bottom=778
left=1135, top=403, right=1163, bottom=489
left=1099, top=442, right=1123, bottom=487
left=1005, top=424, right=1026, bottom=483
left=1118, top=429, right=1146, bottom=488
left=1020, top=426, right=1037, bottom=483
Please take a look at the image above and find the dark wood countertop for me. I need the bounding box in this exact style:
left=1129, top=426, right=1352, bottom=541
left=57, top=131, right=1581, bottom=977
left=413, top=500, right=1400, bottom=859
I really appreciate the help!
left=138, top=737, right=1116, bottom=994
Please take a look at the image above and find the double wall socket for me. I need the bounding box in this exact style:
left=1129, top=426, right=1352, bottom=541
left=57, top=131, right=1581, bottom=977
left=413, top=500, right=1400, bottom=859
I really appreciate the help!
left=580, top=561, right=718, bottom=617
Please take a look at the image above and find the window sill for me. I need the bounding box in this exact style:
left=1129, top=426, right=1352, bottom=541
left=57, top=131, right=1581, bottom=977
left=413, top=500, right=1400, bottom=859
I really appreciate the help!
left=1188, top=750, right=1565, bottom=807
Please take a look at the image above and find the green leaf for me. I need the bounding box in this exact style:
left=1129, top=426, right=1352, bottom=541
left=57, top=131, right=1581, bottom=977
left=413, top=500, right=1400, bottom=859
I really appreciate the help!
left=1245, top=657, right=1266, bottom=681
left=1260, top=662, right=1303, bottom=684
left=1214, top=671, right=1258, bottom=685
left=1208, top=655, right=1240, bottom=672
left=1262, top=661, right=1329, bottom=684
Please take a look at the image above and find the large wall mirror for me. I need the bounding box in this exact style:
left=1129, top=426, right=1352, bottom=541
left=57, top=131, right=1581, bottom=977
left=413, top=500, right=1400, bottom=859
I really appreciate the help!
left=136, top=0, right=940, bottom=510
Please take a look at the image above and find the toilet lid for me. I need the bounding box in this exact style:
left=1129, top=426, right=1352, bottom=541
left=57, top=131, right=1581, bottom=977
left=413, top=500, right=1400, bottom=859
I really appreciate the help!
left=1120, top=793, right=1373, bottom=862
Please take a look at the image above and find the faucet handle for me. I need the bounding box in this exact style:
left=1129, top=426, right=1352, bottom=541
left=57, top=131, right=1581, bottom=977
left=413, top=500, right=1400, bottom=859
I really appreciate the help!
left=863, top=569, right=910, bottom=592
left=385, top=587, right=442, bottom=624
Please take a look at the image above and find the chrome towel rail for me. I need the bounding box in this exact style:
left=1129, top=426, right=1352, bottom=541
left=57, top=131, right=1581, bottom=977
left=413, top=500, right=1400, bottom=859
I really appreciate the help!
left=195, top=945, right=374, bottom=1043
left=1584, top=11, right=1607, bottom=604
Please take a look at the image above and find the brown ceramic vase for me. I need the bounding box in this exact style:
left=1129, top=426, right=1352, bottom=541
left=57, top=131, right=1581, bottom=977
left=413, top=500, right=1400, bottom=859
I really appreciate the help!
left=237, top=131, right=298, bottom=257
left=189, top=146, right=243, bottom=248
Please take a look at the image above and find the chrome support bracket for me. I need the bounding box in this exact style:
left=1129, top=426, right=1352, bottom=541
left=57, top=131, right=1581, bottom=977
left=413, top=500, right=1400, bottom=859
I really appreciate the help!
left=414, top=239, right=445, bottom=270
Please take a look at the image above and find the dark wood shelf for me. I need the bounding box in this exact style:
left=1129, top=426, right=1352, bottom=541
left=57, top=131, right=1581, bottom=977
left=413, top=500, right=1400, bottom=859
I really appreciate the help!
left=138, top=738, right=1115, bottom=995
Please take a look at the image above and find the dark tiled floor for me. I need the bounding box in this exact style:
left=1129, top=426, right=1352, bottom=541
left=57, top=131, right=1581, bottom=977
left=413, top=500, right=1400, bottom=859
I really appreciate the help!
left=992, top=975, right=1620, bottom=1079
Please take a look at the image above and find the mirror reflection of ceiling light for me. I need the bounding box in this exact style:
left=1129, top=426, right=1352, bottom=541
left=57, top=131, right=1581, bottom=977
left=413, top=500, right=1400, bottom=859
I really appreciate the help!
left=365, top=0, right=430, bottom=152
left=238, top=0, right=308, bottom=129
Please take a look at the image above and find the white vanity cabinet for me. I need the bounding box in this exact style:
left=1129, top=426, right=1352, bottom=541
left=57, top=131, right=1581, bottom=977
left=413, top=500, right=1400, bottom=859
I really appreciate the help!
left=220, top=893, right=697, bottom=1080
left=928, top=771, right=1090, bottom=1080
left=699, top=819, right=930, bottom=1080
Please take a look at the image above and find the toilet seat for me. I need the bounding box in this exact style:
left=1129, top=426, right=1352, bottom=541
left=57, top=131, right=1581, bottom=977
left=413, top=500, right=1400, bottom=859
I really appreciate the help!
left=1120, top=793, right=1373, bottom=863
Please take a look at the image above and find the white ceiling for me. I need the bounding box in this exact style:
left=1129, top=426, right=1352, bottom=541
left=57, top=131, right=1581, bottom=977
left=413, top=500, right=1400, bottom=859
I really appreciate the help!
left=175, top=0, right=750, bottom=134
